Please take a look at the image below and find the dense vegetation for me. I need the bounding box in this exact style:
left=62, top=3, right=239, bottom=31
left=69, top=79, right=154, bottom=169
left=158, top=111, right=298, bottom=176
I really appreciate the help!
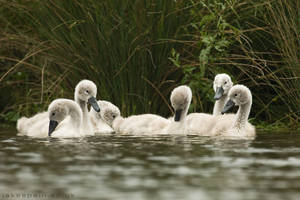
left=0, top=0, right=299, bottom=130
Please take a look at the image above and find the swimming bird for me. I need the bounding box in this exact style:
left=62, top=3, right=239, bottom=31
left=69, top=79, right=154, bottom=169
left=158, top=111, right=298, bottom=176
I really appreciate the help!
left=89, top=100, right=120, bottom=134
left=185, top=74, right=233, bottom=135
left=48, top=99, right=85, bottom=138
left=164, top=85, right=192, bottom=134
left=211, top=84, right=256, bottom=138
left=74, top=80, right=100, bottom=135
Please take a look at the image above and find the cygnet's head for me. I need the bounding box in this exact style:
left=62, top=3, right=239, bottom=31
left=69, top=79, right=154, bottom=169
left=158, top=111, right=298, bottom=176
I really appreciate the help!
left=100, top=103, right=121, bottom=127
left=47, top=99, right=81, bottom=136
left=213, top=73, right=233, bottom=100
left=170, top=85, right=192, bottom=122
left=74, top=80, right=100, bottom=112
left=222, top=84, right=252, bottom=114
left=90, top=100, right=120, bottom=122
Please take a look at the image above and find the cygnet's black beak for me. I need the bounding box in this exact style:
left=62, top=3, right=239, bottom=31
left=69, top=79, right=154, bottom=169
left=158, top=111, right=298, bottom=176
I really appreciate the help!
left=48, top=120, right=59, bottom=136
left=214, top=87, right=224, bottom=100
left=221, top=99, right=235, bottom=114
left=88, top=96, right=100, bottom=112
left=174, top=109, right=182, bottom=122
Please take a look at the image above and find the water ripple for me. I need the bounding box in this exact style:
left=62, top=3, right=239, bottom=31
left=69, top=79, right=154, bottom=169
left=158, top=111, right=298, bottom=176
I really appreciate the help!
left=0, top=130, right=300, bottom=200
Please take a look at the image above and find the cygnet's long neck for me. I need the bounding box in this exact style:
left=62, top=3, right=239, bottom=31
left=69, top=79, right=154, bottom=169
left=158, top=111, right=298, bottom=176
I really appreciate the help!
left=213, top=95, right=227, bottom=116
left=76, top=98, right=88, bottom=114
left=76, top=97, right=91, bottom=131
left=169, top=106, right=189, bottom=134
left=66, top=101, right=82, bottom=129
left=233, top=100, right=252, bottom=130
left=179, top=107, right=189, bottom=124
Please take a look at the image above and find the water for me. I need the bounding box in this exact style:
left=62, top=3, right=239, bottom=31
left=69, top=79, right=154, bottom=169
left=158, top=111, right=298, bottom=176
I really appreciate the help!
left=1, top=127, right=300, bottom=200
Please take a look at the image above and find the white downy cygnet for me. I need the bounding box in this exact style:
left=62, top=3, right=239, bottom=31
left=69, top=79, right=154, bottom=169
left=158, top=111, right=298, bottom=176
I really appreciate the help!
left=213, top=73, right=233, bottom=115
left=17, top=79, right=100, bottom=137
left=185, top=74, right=233, bottom=135
left=99, top=101, right=121, bottom=128
left=48, top=99, right=85, bottom=138
left=164, top=85, right=192, bottom=134
left=211, top=84, right=256, bottom=139
left=74, top=79, right=100, bottom=135
left=89, top=100, right=120, bottom=134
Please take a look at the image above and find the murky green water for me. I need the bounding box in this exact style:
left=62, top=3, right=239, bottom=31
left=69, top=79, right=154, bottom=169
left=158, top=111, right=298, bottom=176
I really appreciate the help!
left=1, top=127, right=300, bottom=200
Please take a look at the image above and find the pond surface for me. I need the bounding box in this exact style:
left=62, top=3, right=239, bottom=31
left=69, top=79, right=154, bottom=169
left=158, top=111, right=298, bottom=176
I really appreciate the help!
left=0, top=127, right=300, bottom=200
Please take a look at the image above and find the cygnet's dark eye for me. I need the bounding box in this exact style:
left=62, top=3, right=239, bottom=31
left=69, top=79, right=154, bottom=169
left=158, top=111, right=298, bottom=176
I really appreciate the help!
left=224, top=81, right=227, bottom=84
left=112, top=115, right=116, bottom=119
left=234, top=93, right=238, bottom=97
left=86, top=90, right=89, bottom=93
left=52, top=112, right=55, bottom=116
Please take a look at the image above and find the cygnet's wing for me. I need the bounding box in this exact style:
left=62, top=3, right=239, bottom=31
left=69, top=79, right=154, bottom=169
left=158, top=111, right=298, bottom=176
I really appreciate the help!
left=17, top=111, right=48, bottom=134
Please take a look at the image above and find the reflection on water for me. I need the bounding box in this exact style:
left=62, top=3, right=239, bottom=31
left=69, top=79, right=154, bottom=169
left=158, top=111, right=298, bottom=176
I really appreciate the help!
left=1, top=128, right=300, bottom=200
